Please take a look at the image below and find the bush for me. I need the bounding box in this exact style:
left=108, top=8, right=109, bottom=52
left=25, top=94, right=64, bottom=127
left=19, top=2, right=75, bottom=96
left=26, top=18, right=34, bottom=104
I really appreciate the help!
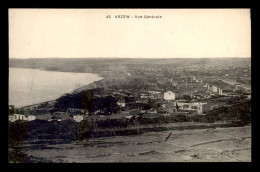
left=54, top=89, right=119, bottom=114
left=9, top=120, right=78, bottom=145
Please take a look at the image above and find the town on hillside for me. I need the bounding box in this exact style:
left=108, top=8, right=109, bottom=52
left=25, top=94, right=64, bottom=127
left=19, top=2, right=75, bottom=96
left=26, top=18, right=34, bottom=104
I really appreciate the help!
left=9, top=61, right=251, bottom=126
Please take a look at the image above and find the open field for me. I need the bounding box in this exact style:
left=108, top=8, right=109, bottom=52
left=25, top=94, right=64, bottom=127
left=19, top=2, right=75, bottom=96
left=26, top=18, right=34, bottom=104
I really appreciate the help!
left=13, top=125, right=251, bottom=162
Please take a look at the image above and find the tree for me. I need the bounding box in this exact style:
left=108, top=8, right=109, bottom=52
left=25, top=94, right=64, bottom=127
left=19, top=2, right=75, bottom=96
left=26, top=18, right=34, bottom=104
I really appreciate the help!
left=77, top=120, right=92, bottom=141
left=183, top=95, right=192, bottom=100
left=148, top=99, right=158, bottom=109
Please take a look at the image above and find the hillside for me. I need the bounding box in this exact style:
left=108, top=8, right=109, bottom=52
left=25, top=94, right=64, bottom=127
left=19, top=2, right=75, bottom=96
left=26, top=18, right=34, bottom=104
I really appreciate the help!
left=9, top=58, right=251, bottom=74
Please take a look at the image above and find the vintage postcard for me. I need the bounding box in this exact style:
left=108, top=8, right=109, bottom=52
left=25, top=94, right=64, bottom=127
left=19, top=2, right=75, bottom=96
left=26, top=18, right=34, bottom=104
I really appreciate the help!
left=8, top=9, right=251, bottom=163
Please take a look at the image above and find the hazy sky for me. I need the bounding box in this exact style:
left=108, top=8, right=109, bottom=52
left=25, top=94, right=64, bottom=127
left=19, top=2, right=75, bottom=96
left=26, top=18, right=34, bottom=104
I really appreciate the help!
left=9, top=9, right=251, bottom=59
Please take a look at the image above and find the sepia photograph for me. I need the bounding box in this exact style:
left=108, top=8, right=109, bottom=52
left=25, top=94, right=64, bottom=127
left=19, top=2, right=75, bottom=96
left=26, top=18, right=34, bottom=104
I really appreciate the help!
left=8, top=8, right=251, bottom=163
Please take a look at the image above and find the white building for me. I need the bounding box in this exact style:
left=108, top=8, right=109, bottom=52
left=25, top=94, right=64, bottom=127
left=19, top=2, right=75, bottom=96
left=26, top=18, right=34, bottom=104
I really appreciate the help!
left=164, top=91, right=175, bottom=101
left=27, top=115, right=36, bottom=121
left=9, top=114, right=36, bottom=122
left=14, top=114, right=26, bottom=120
left=73, top=115, right=84, bottom=122
left=117, top=101, right=126, bottom=107
left=125, top=115, right=133, bottom=119
left=148, top=91, right=161, bottom=94
left=218, top=88, right=223, bottom=95
left=149, top=108, right=157, bottom=114
left=212, top=85, right=218, bottom=93
left=9, top=115, right=16, bottom=122
left=174, top=102, right=209, bottom=115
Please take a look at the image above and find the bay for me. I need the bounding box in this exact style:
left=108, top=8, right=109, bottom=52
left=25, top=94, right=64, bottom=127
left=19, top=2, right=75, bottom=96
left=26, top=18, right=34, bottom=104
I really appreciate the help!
left=9, top=68, right=103, bottom=108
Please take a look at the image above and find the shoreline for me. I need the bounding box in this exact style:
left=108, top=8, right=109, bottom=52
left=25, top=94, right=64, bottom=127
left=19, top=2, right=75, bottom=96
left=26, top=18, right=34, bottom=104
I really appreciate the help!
left=9, top=67, right=104, bottom=109
left=9, top=66, right=101, bottom=74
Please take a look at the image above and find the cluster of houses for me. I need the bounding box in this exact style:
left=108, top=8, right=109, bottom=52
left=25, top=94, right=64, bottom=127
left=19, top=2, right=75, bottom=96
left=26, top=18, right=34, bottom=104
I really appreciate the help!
left=8, top=103, right=89, bottom=123
left=9, top=113, right=36, bottom=122
left=118, top=89, right=223, bottom=116
left=204, top=83, right=223, bottom=95
left=8, top=108, right=88, bottom=123
left=8, top=78, right=241, bottom=124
